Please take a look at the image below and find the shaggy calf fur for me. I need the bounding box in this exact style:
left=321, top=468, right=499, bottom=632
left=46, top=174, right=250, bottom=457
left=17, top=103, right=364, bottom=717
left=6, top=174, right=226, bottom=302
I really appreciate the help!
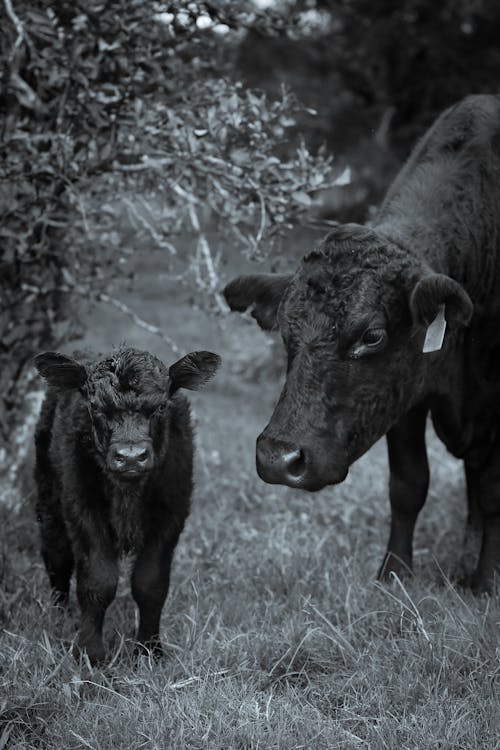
left=34, top=346, right=220, bottom=663
left=224, top=94, right=500, bottom=592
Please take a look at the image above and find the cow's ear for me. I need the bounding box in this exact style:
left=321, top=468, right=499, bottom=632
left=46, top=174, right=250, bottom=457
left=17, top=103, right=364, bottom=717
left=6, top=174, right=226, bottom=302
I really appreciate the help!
left=169, top=351, right=221, bottom=394
left=410, top=273, right=473, bottom=329
left=34, top=352, right=87, bottom=389
left=223, top=273, right=292, bottom=331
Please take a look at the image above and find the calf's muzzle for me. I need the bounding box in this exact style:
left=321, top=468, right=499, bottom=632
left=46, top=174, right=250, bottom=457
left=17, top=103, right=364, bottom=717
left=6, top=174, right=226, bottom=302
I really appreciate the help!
left=108, top=441, right=154, bottom=476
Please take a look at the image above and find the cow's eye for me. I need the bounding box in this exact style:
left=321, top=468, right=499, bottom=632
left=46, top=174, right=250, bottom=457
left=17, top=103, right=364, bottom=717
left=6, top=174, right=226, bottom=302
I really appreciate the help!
left=349, top=327, right=387, bottom=358
left=362, top=328, right=386, bottom=347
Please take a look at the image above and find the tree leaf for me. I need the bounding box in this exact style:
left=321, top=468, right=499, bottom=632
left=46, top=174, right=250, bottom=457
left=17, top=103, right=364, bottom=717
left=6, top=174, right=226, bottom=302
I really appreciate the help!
left=291, top=190, right=312, bottom=206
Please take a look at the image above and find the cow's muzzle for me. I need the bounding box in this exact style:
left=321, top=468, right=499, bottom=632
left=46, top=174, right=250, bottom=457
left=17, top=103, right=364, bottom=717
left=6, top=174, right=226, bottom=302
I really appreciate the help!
left=256, top=434, right=347, bottom=491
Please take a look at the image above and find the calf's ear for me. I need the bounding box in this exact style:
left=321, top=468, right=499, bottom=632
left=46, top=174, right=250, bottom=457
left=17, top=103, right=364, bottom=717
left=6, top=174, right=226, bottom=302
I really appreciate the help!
left=169, top=351, right=221, bottom=394
left=223, top=273, right=292, bottom=331
left=410, top=273, right=473, bottom=329
left=34, top=352, right=87, bottom=389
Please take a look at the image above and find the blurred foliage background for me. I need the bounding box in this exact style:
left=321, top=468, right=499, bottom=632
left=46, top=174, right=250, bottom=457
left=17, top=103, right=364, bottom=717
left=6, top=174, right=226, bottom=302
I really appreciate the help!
left=1, top=0, right=500, bottom=462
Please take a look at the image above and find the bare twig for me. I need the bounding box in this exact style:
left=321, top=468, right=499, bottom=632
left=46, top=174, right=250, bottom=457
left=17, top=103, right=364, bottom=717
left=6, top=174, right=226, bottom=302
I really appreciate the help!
left=196, top=232, right=226, bottom=313
left=4, top=0, right=25, bottom=61
left=96, top=293, right=181, bottom=356
left=76, top=193, right=90, bottom=235
left=19, top=282, right=182, bottom=356
left=112, top=157, right=172, bottom=172
left=171, top=182, right=200, bottom=204
left=374, top=106, right=396, bottom=149
left=2, top=2, right=43, bottom=117
left=254, top=188, right=267, bottom=249
left=122, top=196, right=177, bottom=255
left=179, top=191, right=226, bottom=313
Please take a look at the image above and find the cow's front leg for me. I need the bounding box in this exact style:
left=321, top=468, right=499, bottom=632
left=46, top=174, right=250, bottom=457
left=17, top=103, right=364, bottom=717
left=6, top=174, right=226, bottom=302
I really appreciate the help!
left=75, top=543, right=119, bottom=664
left=461, top=460, right=483, bottom=580
left=468, top=438, right=500, bottom=592
left=131, top=525, right=183, bottom=656
left=378, top=404, right=429, bottom=581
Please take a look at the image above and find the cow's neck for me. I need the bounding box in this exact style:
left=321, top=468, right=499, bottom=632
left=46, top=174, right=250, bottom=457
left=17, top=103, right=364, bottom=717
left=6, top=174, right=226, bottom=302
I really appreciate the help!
left=375, top=215, right=498, bottom=315
left=374, top=153, right=500, bottom=312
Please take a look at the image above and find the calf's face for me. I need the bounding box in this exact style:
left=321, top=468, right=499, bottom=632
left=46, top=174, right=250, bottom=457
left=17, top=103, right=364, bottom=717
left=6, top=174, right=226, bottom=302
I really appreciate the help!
left=35, top=347, right=220, bottom=482
left=224, top=227, right=472, bottom=491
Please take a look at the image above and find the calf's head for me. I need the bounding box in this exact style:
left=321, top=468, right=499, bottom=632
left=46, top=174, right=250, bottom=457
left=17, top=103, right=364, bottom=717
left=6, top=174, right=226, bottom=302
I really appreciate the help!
left=224, top=224, right=472, bottom=491
left=35, top=347, right=220, bottom=482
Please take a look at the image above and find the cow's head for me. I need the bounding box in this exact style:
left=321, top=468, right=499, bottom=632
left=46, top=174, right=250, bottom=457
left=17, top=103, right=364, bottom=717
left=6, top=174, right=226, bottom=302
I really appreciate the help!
left=224, top=224, right=472, bottom=491
left=35, top=347, right=220, bottom=483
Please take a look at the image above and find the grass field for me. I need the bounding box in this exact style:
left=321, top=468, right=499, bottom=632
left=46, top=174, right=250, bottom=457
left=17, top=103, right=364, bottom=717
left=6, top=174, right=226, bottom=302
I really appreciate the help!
left=1, top=240, right=499, bottom=749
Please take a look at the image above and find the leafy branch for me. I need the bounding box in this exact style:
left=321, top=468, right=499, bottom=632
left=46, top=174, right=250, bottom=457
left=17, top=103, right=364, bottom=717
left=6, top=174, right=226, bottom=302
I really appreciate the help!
left=0, top=0, right=336, bottom=462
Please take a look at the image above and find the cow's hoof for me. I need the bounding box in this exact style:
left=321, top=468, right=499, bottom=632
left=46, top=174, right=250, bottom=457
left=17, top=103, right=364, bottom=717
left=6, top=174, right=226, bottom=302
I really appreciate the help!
left=468, top=570, right=496, bottom=595
left=74, top=639, right=106, bottom=666
left=377, top=553, right=413, bottom=583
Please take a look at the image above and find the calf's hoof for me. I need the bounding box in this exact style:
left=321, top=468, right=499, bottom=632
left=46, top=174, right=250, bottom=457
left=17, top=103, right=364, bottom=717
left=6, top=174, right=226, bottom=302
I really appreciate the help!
left=51, top=589, right=70, bottom=607
left=135, top=637, right=165, bottom=661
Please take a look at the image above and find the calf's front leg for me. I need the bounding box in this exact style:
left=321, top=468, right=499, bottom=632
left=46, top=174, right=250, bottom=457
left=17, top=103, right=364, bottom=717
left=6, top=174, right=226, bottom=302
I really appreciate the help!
left=37, top=505, right=74, bottom=604
left=75, top=543, right=119, bottom=664
left=131, top=526, right=183, bottom=656
left=378, top=404, right=429, bottom=581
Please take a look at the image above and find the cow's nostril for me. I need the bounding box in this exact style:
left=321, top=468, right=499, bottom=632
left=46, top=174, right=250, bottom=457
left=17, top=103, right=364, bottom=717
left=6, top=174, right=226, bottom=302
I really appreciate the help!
left=256, top=435, right=313, bottom=488
left=283, top=448, right=306, bottom=478
left=137, top=450, right=148, bottom=463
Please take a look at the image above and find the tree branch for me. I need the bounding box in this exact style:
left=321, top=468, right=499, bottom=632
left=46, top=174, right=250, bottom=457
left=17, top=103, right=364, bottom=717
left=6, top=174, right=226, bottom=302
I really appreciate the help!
left=19, top=283, right=182, bottom=356
left=96, top=293, right=182, bottom=356
left=4, top=0, right=25, bottom=62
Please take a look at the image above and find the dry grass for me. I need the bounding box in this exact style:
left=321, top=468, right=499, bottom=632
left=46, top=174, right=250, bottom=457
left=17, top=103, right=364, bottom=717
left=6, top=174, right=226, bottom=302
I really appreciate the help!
left=1, top=245, right=499, bottom=749
left=1, top=449, right=499, bottom=749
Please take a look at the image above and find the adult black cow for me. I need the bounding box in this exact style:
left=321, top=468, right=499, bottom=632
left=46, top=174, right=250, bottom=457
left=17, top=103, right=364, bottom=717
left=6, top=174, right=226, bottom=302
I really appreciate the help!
left=34, top=346, right=220, bottom=663
left=224, top=94, right=500, bottom=592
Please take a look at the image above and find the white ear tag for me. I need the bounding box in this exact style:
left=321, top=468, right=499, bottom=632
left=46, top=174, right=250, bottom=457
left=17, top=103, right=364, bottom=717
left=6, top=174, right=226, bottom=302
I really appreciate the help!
left=423, top=304, right=446, bottom=353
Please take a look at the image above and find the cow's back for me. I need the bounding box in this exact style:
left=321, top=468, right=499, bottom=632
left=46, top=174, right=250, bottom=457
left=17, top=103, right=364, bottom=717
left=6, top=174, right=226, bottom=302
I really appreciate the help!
left=382, top=95, right=500, bottom=208
left=375, top=94, right=500, bottom=306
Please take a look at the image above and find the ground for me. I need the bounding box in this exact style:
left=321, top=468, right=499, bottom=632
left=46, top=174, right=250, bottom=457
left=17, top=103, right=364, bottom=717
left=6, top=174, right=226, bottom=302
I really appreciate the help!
left=1, top=233, right=499, bottom=749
